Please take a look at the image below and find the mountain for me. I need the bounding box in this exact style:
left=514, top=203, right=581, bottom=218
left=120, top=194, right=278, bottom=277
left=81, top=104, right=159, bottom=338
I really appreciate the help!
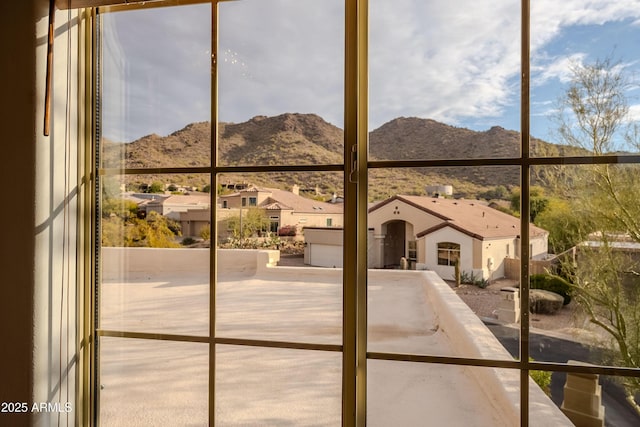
left=102, top=113, right=581, bottom=199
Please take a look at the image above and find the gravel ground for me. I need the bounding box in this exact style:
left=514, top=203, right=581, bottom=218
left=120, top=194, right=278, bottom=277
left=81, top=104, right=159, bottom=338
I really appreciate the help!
left=451, top=278, right=601, bottom=342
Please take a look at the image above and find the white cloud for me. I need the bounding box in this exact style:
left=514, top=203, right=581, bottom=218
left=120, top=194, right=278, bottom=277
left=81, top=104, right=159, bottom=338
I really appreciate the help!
left=530, top=0, right=640, bottom=51
left=368, top=0, right=521, bottom=128
left=101, top=0, right=640, bottom=141
left=533, top=53, right=588, bottom=86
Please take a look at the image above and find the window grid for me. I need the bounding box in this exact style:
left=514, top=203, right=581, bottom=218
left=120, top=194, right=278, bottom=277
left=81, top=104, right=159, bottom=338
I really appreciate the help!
left=90, top=1, right=640, bottom=426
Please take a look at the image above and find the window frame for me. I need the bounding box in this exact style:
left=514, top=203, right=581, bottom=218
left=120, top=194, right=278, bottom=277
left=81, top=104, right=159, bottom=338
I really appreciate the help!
left=437, top=242, right=460, bottom=266
left=87, top=1, right=640, bottom=426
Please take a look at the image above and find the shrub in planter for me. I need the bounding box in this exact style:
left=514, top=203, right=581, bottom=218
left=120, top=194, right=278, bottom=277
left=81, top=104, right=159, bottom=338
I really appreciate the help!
left=530, top=273, right=572, bottom=305
left=278, top=225, right=297, bottom=237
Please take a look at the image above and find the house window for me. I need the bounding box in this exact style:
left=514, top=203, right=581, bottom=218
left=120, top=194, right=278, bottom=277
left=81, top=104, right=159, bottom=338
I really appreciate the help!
left=270, top=216, right=279, bottom=233
left=437, top=242, right=460, bottom=266
left=241, top=197, right=247, bottom=207
left=222, top=200, right=228, bottom=208
left=249, top=196, right=257, bottom=206
left=326, top=218, right=333, bottom=227
left=408, top=240, right=417, bottom=260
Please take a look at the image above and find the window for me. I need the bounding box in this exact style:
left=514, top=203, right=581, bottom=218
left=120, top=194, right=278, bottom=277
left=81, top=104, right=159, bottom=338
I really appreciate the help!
left=269, top=216, right=279, bottom=233
left=408, top=240, right=417, bottom=260
left=437, top=242, right=460, bottom=266
left=88, top=0, right=640, bottom=426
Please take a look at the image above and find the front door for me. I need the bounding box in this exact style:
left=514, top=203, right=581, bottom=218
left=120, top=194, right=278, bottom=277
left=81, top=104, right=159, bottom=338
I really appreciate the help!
left=383, top=220, right=406, bottom=268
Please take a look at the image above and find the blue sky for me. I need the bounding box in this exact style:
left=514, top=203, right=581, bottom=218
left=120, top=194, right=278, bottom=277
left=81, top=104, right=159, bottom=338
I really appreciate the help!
left=102, top=0, right=640, bottom=145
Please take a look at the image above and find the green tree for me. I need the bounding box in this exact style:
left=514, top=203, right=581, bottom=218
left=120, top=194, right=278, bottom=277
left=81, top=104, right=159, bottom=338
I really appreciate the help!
left=101, top=201, right=182, bottom=248
left=148, top=181, right=165, bottom=193
left=226, top=207, right=270, bottom=239
left=510, top=186, right=549, bottom=222
left=534, top=197, right=584, bottom=254
left=554, top=55, right=640, bottom=411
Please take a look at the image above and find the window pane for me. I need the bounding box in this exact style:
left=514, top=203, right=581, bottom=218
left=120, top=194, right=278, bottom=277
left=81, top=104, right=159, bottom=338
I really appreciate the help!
left=216, top=345, right=341, bottom=425
left=217, top=0, right=344, bottom=167
left=530, top=3, right=640, bottom=157
left=367, top=166, right=522, bottom=359
left=530, top=370, right=640, bottom=427
left=100, top=174, right=210, bottom=335
left=99, top=337, right=208, bottom=425
left=101, top=4, right=212, bottom=168
left=368, top=362, right=543, bottom=425
left=529, top=164, right=640, bottom=373
left=369, top=0, right=521, bottom=161
left=216, top=172, right=343, bottom=345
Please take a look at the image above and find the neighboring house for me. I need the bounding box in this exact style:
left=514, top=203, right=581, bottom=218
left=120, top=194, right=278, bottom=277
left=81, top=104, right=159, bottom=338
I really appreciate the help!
left=578, top=233, right=640, bottom=286
left=368, top=195, right=548, bottom=280
left=179, top=208, right=211, bottom=239
left=304, top=195, right=549, bottom=281
left=180, top=185, right=344, bottom=239
left=144, top=192, right=211, bottom=220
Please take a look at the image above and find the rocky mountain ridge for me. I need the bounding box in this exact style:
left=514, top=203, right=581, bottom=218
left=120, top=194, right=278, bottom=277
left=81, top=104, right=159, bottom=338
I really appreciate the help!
left=102, top=113, right=581, bottom=199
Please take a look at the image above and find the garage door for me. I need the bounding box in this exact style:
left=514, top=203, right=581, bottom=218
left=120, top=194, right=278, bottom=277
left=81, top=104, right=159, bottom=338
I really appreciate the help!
left=309, top=244, right=343, bottom=268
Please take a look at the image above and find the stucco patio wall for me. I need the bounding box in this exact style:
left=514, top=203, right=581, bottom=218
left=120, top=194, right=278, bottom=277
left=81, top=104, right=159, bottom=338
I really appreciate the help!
left=101, top=247, right=280, bottom=281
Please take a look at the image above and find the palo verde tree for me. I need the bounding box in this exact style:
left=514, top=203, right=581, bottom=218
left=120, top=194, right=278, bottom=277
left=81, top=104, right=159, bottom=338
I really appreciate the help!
left=554, top=55, right=640, bottom=411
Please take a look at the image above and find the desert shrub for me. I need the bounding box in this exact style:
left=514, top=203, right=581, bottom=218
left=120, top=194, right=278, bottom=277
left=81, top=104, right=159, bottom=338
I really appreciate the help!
left=181, top=237, right=197, bottom=246
left=530, top=273, right=572, bottom=305
left=529, top=358, right=552, bottom=396
left=200, top=225, right=211, bottom=240
left=460, top=271, right=489, bottom=289
left=278, top=225, right=297, bottom=236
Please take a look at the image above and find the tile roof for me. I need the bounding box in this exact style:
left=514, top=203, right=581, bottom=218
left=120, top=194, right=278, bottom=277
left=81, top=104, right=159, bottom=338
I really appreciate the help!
left=370, top=195, right=547, bottom=240
left=219, top=187, right=343, bottom=214
left=260, top=189, right=343, bottom=214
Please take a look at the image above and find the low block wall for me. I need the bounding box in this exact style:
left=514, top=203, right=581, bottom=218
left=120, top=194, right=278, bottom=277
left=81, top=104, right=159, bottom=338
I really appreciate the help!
left=419, top=270, right=571, bottom=427
left=101, top=247, right=279, bottom=281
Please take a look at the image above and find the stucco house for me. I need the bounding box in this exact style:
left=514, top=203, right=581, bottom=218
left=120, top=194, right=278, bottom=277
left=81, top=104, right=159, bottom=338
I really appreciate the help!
left=180, top=185, right=344, bottom=239
left=143, top=192, right=211, bottom=220
left=304, top=195, right=549, bottom=281
left=368, top=195, right=548, bottom=280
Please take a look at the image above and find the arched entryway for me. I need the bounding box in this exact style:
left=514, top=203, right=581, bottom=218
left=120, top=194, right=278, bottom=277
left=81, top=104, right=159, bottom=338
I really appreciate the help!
left=383, top=220, right=406, bottom=268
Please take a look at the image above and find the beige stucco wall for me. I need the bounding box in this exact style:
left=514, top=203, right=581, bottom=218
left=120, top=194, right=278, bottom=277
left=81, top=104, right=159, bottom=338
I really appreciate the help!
left=369, top=199, right=442, bottom=239
left=423, top=227, right=475, bottom=280
left=368, top=199, right=443, bottom=268
left=531, top=234, right=549, bottom=260
left=102, top=247, right=280, bottom=281
left=423, top=227, right=523, bottom=280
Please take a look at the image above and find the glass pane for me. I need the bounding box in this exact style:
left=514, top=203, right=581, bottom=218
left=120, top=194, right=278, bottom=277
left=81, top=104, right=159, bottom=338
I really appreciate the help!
left=531, top=370, right=640, bottom=427
left=529, top=164, right=640, bottom=373
left=368, top=362, right=541, bottom=426
left=216, top=345, right=341, bottom=425
left=216, top=172, right=343, bottom=345
left=369, top=0, right=521, bottom=160
left=530, top=3, right=640, bottom=156
left=218, top=0, right=344, bottom=167
left=99, top=337, right=208, bottom=426
left=367, top=167, right=523, bottom=360
left=100, top=173, right=210, bottom=335
left=101, top=4, right=212, bottom=168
